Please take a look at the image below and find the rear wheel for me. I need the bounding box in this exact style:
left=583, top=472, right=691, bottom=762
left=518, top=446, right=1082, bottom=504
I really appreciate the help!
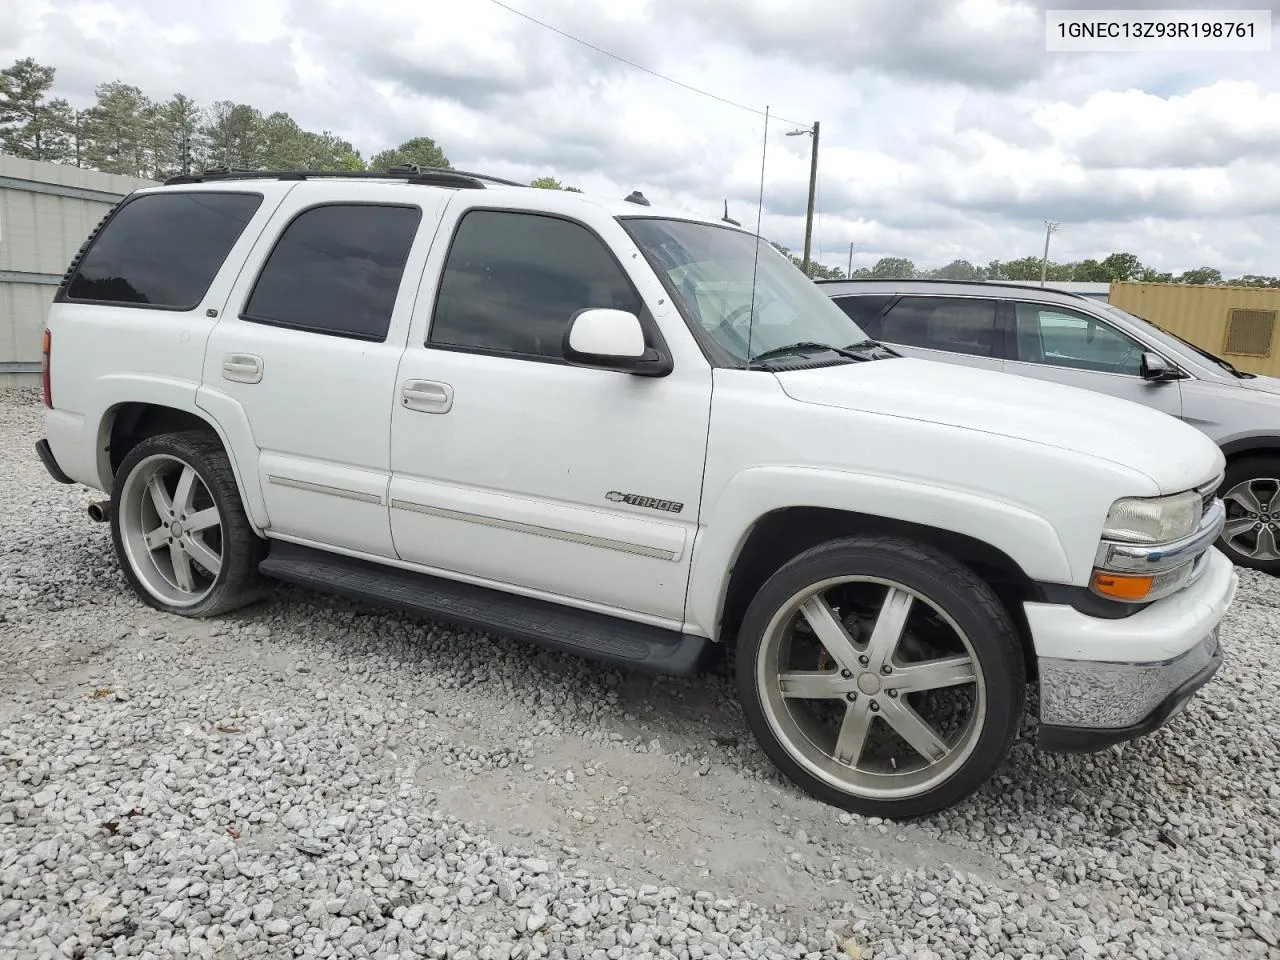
left=735, top=536, right=1025, bottom=819
left=1219, top=456, right=1280, bottom=575
left=110, top=430, right=266, bottom=617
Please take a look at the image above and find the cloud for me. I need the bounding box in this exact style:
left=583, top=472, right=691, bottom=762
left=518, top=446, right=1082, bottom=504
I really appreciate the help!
left=649, top=0, right=1047, bottom=92
left=2, top=0, right=1280, bottom=277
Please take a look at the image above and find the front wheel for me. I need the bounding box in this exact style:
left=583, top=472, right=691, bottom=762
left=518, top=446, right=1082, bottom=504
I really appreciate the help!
left=110, top=430, right=267, bottom=617
left=1218, top=456, right=1280, bottom=575
left=735, top=536, right=1025, bottom=819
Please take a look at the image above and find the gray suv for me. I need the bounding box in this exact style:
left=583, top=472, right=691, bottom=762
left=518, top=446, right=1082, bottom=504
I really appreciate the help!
left=819, top=278, right=1280, bottom=575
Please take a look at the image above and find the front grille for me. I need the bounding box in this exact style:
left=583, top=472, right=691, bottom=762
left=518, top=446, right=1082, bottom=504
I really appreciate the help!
left=1197, top=473, right=1223, bottom=517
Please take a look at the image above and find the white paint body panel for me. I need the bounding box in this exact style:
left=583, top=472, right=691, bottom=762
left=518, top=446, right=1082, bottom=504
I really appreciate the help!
left=198, top=183, right=451, bottom=557
left=388, top=199, right=712, bottom=624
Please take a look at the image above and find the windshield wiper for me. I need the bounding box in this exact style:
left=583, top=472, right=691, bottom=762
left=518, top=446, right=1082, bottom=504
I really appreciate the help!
left=844, top=338, right=901, bottom=357
left=747, top=341, right=864, bottom=367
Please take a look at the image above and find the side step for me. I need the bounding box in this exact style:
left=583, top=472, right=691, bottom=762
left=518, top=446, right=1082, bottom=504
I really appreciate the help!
left=258, top=541, right=712, bottom=676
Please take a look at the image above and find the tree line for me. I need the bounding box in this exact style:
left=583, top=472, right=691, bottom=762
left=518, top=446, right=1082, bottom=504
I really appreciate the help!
left=4, top=56, right=1274, bottom=287
left=0, top=57, right=568, bottom=190
left=777, top=248, right=1280, bottom=289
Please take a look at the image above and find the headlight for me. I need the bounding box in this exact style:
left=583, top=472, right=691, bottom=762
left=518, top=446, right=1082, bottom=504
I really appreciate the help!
left=1102, top=490, right=1202, bottom=544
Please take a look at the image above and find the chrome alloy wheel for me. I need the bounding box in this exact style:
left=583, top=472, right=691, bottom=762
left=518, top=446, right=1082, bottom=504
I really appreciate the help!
left=755, top=576, right=986, bottom=801
left=1223, top=476, right=1280, bottom=562
left=117, top=454, right=224, bottom=607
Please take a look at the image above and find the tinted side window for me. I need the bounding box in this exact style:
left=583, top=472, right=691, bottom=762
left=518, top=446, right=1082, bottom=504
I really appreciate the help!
left=243, top=204, right=422, bottom=342
left=66, top=192, right=262, bottom=309
left=1013, top=303, right=1146, bottom=375
left=430, top=210, right=643, bottom=359
left=879, top=296, right=999, bottom=357
left=831, top=295, right=895, bottom=338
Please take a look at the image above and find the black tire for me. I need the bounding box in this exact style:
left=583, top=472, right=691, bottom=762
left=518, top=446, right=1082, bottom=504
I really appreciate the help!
left=735, top=535, right=1025, bottom=819
left=110, top=430, right=267, bottom=617
left=1217, top=456, right=1280, bottom=575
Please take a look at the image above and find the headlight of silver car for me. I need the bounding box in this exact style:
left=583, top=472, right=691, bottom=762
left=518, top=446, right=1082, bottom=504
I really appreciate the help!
left=1101, top=490, right=1202, bottom=544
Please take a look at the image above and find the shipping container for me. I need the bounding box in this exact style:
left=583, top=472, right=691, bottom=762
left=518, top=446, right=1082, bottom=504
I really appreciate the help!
left=1108, top=281, right=1280, bottom=378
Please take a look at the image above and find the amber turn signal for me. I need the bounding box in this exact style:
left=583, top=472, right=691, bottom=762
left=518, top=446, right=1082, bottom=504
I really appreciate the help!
left=1089, top=570, right=1153, bottom=601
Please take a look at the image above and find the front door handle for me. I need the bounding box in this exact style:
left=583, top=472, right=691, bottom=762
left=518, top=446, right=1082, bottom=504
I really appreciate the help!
left=222, top=354, right=263, bottom=384
left=402, top=379, right=454, bottom=414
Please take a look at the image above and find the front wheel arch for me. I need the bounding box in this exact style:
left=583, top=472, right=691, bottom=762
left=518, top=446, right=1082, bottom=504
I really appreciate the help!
left=715, top=506, right=1041, bottom=680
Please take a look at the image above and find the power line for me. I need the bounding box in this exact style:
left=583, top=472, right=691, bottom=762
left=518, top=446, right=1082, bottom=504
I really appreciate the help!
left=485, top=0, right=809, bottom=128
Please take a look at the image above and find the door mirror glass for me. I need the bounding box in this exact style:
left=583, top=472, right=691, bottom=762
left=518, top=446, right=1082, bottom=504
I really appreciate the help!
left=1140, top=351, right=1181, bottom=382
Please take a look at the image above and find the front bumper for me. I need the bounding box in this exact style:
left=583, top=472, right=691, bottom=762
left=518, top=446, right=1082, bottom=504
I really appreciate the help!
left=1028, top=547, right=1238, bottom=754
left=1037, top=628, right=1223, bottom=752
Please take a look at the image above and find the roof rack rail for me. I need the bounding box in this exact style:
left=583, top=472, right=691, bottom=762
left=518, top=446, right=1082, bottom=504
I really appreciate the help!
left=811, top=276, right=1089, bottom=300
left=162, top=165, right=529, bottom=190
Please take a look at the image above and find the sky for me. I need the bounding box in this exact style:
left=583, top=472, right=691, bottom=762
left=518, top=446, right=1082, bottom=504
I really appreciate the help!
left=3, top=0, right=1280, bottom=276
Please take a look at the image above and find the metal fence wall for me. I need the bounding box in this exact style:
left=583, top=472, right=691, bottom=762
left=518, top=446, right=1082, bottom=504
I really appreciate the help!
left=0, top=156, right=155, bottom=386
left=1109, top=281, right=1280, bottom=378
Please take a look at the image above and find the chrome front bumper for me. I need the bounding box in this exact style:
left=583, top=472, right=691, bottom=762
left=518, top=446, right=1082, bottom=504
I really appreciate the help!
left=1037, top=627, right=1224, bottom=753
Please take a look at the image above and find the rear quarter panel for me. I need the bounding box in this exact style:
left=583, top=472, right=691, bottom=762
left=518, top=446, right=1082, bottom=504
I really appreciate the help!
left=43, top=185, right=289, bottom=522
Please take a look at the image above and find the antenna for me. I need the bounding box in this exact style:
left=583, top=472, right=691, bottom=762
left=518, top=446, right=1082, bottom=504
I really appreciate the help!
left=722, top=200, right=740, bottom=227
left=744, top=108, right=770, bottom=367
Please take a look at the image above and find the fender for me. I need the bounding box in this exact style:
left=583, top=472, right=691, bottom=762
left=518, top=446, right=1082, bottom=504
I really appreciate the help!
left=1218, top=432, right=1280, bottom=461
left=86, top=374, right=270, bottom=531
left=685, top=465, right=1074, bottom=636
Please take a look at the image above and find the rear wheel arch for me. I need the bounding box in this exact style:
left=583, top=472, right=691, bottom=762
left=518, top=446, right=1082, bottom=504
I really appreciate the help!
left=99, top=402, right=265, bottom=533
left=715, top=506, right=1041, bottom=680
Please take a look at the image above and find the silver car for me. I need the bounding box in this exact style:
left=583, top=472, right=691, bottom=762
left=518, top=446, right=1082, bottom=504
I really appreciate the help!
left=819, top=278, right=1280, bottom=575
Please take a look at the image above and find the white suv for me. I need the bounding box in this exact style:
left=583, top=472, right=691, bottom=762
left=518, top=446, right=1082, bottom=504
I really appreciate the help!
left=35, top=166, right=1237, bottom=817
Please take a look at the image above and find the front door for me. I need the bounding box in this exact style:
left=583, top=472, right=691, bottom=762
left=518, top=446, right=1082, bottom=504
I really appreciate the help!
left=388, top=207, right=712, bottom=625
left=200, top=184, right=445, bottom=557
left=1002, top=301, right=1183, bottom=417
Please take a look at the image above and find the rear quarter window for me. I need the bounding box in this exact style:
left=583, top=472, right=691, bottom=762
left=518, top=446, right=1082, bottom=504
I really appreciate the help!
left=63, top=191, right=263, bottom=310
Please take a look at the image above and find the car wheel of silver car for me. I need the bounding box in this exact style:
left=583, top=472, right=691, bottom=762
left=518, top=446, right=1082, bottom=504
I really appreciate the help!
left=736, top=536, right=1025, bottom=818
left=1219, top=456, right=1280, bottom=575
left=110, top=430, right=267, bottom=617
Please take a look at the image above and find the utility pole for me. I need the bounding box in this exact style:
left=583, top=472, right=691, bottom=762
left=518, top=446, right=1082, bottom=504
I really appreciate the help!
left=848, top=242, right=854, bottom=278
left=787, top=121, right=820, bottom=277
left=1040, top=220, right=1059, bottom=286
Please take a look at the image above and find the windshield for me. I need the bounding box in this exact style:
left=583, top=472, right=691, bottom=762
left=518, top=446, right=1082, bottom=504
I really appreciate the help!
left=621, top=217, right=869, bottom=365
left=1100, top=303, right=1247, bottom=377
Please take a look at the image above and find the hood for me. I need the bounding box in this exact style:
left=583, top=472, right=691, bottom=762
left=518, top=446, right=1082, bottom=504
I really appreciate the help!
left=1238, top=373, right=1280, bottom=396
left=774, top=358, right=1223, bottom=494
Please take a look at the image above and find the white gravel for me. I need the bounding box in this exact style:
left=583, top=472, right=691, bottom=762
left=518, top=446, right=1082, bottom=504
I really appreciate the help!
left=2, top=385, right=1278, bottom=960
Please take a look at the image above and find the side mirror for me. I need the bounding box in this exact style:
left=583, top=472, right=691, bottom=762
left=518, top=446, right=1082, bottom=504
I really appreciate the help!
left=562, top=308, right=672, bottom=377
left=1140, top=351, right=1182, bottom=382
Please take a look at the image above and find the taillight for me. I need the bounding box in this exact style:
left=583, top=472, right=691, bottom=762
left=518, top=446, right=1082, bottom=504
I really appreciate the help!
left=41, top=329, right=52, bottom=408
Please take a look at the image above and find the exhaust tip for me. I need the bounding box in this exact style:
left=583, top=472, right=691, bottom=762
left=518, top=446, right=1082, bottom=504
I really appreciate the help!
left=87, top=500, right=110, bottom=523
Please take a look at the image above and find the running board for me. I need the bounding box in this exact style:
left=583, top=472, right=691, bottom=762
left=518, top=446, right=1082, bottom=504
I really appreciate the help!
left=259, top=542, right=712, bottom=676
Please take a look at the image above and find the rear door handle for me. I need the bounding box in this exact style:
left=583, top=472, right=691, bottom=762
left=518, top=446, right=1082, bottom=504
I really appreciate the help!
left=402, top=379, right=453, bottom=414
left=222, top=354, right=263, bottom=384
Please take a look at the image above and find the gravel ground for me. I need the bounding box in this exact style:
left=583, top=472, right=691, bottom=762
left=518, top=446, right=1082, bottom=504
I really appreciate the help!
left=2, top=386, right=1278, bottom=960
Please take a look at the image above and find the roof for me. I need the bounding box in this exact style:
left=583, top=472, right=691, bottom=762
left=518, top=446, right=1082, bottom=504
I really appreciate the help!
left=995, top=280, right=1111, bottom=294
left=815, top=277, right=1095, bottom=303
left=142, top=166, right=735, bottom=231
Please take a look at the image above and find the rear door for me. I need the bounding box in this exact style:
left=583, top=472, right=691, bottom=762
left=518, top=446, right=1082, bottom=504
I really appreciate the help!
left=1002, top=300, right=1182, bottom=417
left=855, top=295, right=1007, bottom=373
left=199, top=184, right=449, bottom=557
